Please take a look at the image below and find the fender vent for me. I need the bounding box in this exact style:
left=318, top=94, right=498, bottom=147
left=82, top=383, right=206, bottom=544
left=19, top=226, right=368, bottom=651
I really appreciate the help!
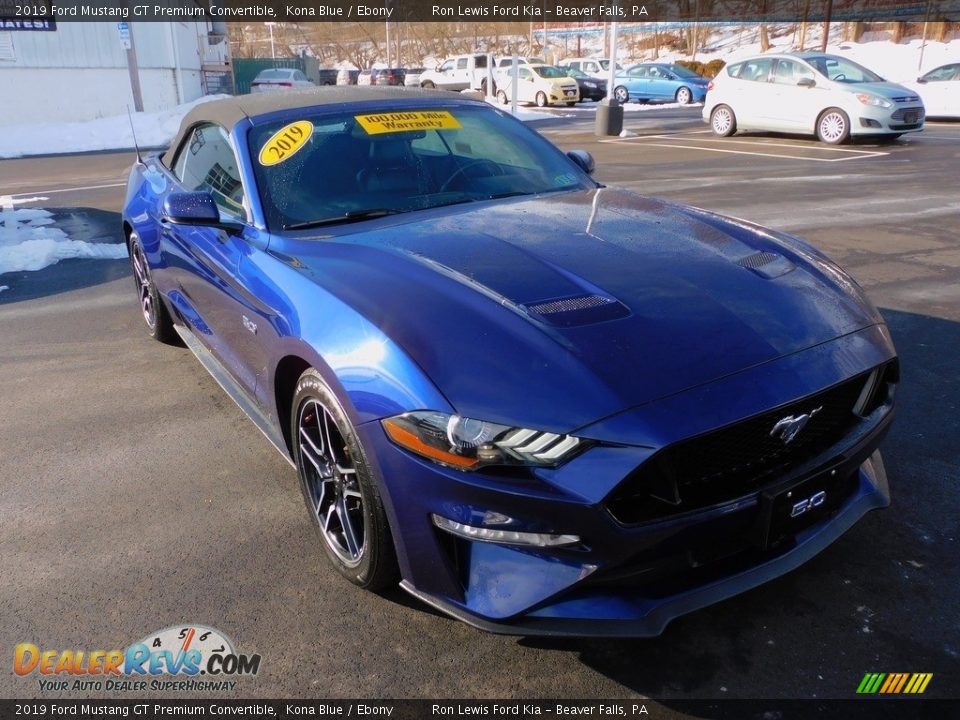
left=527, top=295, right=615, bottom=315
left=737, top=251, right=778, bottom=269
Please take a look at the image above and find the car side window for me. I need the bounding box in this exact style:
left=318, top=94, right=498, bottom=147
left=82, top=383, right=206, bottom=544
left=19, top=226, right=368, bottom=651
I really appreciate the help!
left=648, top=67, right=664, bottom=78
left=726, top=62, right=743, bottom=78
left=628, top=66, right=647, bottom=78
left=518, top=67, right=532, bottom=80
left=924, top=65, right=958, bottom=82
left=293, top=70, right=307, bottom=82
left=172, top=124, right=246, bottom=220
left=773, top=59, right=815, bottom=85
left=739, top=58, right=774, bottom=83
left=456, top=58, right=468, bottom=70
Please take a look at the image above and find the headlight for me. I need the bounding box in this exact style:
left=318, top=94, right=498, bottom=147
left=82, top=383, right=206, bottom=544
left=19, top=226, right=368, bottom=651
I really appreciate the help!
left=382, top=411, right=587, bottom=471
left=856, top=93, right=893, bottom=108
left=585, top=82, right=597, bottom=88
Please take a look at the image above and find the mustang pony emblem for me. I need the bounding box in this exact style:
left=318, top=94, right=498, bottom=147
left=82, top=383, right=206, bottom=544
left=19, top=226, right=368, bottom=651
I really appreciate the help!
left=770, top=406, right=823, bottom=444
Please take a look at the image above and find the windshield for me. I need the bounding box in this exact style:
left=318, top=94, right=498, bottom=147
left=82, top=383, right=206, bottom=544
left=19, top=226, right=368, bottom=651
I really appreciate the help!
left=804, top=55, right=884, bottom=83
left=248, top=105, right=594, bottom=231
left=598, top=60, right=622, bottom=71
left=535, top=65, right=568, bottom=79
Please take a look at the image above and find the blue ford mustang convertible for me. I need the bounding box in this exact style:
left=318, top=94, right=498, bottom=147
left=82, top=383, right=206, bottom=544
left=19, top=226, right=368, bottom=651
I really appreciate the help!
left=123, top=88, right=897, bottom=636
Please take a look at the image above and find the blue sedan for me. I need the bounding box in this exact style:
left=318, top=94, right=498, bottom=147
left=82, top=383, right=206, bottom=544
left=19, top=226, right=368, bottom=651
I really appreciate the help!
left=123, top=88, right=896, bottom=636
left=613, top=63, right=709, bottom=104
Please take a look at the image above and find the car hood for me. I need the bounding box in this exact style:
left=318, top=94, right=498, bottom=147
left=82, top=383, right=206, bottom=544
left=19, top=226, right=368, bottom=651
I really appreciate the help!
left=837, top=80, right=919, bottom=100
left=279, top=188, right=883, bottom=433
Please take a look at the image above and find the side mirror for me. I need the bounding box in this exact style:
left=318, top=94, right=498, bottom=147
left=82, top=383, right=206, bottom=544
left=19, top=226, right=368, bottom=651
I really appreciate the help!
left=797, top=77, right=816, bottom=88
left=162, top=192, right=240, bottom=233
left=917, top=76, right=927, bottom=84
left=567, top=150, right=595, bottom=176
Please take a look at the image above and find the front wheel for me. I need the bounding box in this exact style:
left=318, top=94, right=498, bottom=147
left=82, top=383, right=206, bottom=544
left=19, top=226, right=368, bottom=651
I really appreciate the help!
left=535, top=91, right=548, bottom=108
left=817, top=107, right=850, bottom=144
left=129, top=231, right=177, bottom=344
left=496, top=89, right=508, bottom=105
left=420, top=80, right=435, bottom=89
left=710, top=104, right=737, bottom=136
left=566, top=101, right=576, bottom=107
left=614, top=86, right=629, bottom=104
left=676, top=86, right=693, bottom=105
left=292, top=370, right=398, bottom=590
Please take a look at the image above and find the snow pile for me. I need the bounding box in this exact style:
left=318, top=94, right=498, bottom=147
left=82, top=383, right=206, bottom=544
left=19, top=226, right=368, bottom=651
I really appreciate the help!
left=0, top=206, right=127, bottom=276
left=0, top=94, right=229, bottom=160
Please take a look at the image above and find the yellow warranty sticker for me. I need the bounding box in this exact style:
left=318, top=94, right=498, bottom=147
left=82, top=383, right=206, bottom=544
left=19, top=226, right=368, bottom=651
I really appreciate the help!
left=258, top=120, right=314, bottom=166
left=354, top=111, right=462, bottom=135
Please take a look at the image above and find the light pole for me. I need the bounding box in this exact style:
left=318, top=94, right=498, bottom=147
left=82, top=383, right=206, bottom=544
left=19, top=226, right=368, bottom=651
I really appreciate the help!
left=265, top=22, right=276, bottom=59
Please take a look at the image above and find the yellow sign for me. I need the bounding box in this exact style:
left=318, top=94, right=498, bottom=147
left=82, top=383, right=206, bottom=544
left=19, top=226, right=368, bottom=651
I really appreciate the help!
left=258, top=120, right=314, bottom=166
left=355, top=111, right=462, bottom=135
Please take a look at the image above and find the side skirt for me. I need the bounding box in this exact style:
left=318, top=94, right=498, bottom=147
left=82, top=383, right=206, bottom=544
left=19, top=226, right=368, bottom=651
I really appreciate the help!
left=174, top=323, right=294, bottom=469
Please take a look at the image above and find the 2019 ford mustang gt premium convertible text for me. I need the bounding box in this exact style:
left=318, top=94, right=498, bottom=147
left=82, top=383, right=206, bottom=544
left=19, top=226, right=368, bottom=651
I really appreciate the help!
left=123, top=88, right=897, bottom=636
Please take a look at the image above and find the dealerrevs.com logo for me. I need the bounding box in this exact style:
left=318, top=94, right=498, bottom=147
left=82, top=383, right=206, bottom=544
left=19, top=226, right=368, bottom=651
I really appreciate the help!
left=14, top=625, right=261, bottom=692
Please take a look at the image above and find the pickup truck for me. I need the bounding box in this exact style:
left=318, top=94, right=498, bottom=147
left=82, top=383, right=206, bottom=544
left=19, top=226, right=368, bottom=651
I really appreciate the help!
left=419, top=54, right=497, bottom=94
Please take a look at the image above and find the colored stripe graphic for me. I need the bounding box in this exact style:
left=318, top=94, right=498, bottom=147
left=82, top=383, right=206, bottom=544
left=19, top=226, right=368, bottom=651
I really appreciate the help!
left=858, top=672, right=932, bottom=694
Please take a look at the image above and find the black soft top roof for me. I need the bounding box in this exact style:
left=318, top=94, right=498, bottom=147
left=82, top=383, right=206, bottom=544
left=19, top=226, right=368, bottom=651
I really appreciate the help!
left=165, top=86, right=463, bottom=165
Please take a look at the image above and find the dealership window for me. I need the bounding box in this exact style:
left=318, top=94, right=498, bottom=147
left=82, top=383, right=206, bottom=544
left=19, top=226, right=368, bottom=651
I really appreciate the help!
left=173, top=124, right=246, bottom=219
left=0, top=33, right=14, bottom=61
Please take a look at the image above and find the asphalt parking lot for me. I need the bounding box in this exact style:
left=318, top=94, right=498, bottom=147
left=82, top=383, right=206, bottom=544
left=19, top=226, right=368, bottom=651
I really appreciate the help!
left=1, top=106, right=958, bottom=705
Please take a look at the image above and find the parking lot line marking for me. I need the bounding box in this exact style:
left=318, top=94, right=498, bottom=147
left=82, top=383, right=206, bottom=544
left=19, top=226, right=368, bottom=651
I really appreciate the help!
left=6, top=182, right=126, bottom=198
left=610, top=133, right=889, bottom=156
left=610, top=140, right=884, bottom=163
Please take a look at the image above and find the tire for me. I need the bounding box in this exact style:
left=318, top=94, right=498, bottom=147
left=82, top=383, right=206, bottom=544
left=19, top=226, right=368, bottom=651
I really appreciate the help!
left=676, top=86, right=693, bottom=105
left=614, top=86, right=629, bottom=104
left=566, top=101, right=576, bottom=107
left=496, top=89, right=508, bottom=105
left=817, top=107, right=850, bottom=145
left=128, top=231, right=177, bottom=344
left=535, top=91, right=548, bottom=108
left=710, top=104, right=737, bottom=137
left=480, top=78, right=496, bottom=95
left=291, top=369, right=398, bottom=591
left=420, top=80, right=435, bottom=89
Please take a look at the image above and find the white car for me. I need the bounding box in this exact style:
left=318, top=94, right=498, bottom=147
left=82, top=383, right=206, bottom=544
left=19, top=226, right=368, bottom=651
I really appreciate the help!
left=557, top=57, right=622, bottom=80
left=703, top=52, right=925, bottom=144
left=903, top=63, right=960, bottom=118
left=495, top=64, right=579, bottom=107
left=250, top=68, right=314, bottom=93
left=403, top=68, right=426, bottom=87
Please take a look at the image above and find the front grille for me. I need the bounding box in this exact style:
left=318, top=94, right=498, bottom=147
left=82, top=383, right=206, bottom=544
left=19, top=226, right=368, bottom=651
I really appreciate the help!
left=892, top=108, right=925, bottom=122
left=607, top=367, right=892, bottom=525
left=892, top=95, right=921, bottom=103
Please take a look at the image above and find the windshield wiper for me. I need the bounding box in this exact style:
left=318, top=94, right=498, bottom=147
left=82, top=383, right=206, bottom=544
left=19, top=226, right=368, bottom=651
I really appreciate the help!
left=284, top=208, right=401, bottom=231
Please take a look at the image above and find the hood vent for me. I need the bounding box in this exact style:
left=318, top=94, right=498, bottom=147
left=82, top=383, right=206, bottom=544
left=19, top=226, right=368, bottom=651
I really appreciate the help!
left=527, top=295, right=615, bottom=315
left=736, top=251, right=795, bottom=279
left=524, top=294, right=630, bottom=328
left=737, top=251, right=778, bottom=269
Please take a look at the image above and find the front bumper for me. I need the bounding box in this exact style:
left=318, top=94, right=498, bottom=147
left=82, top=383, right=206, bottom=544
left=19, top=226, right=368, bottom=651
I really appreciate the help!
left=361, top=326, right=896, bottom=636
left=853, top=102, right=925, bottom=134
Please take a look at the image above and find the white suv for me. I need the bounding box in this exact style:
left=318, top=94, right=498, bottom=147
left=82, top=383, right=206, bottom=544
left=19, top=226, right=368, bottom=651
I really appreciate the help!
left=703, top=52, right=925, bottom=144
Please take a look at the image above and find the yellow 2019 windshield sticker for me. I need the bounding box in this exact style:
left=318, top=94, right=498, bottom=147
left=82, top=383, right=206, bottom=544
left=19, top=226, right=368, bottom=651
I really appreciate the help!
left=354, top=111, right=462, bottom=135
left=258, top=120, right=314, bottom=166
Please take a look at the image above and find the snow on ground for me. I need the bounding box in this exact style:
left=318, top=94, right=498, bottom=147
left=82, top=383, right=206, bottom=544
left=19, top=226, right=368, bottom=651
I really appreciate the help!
left=0, top=94, right=229, bottom=160
left=0, top=206, right=127, bottom=276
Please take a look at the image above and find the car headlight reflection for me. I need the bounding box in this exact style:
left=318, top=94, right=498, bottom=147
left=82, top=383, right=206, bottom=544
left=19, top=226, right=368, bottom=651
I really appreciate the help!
left=855, top=93, right=893, bottom=108
left=382, top=411, right=587, bottom=470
